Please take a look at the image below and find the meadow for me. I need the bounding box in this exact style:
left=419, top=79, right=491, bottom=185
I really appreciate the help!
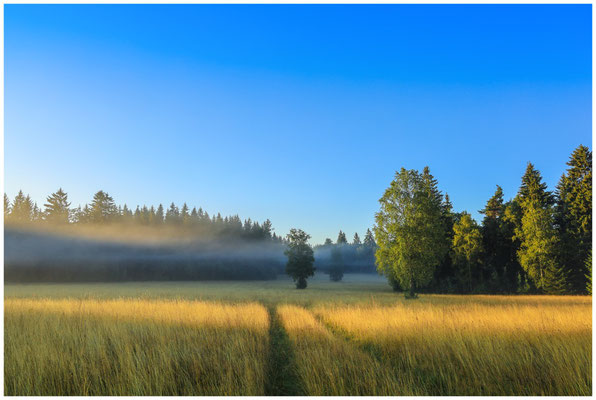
left=5, top=274, right=592, bottom=396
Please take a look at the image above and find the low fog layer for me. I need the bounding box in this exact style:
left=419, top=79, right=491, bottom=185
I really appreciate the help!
left=5, top=227, right=287, bottom=282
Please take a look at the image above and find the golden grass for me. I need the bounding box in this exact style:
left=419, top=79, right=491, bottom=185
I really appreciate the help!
left=314, top=296, right=592, bottom=395
left=277, top=304, right=402, bottom=395
left=4, top=282, right=592, bottom=396
left=5, top=298, right=269, bottom=396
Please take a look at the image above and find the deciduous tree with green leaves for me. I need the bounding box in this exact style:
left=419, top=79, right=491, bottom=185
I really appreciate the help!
left=374, top=168, right=447, bottom=298
left=284, top=228, right=315, bottom=289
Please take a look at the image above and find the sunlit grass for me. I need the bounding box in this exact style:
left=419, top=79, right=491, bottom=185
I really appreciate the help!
left=277, top=304, right=402, bottom=395
left=4, top=281, right=592, bottom=396
left=314, top=296, right=592, bottom=395
left=5, top=299, right=269, bottom=396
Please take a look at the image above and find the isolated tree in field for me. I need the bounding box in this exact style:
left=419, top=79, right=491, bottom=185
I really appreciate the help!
left=89, top=191, right=118, bottom=223
left=374, top=168, right=447, bottom=298
left=284, top=228, right=315, bottom=289
left=329, top=245, right=344, bottom=282
left=555, top=145, right=592, bottom=293
left=452, top=213, right=483, bottom=292
left=44, top=188, right=71, bottom=224
left=336, top=230, right=348, bottom=244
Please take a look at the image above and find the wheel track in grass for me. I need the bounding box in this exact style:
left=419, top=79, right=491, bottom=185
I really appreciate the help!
left=264, top=306, right=305, bottom=396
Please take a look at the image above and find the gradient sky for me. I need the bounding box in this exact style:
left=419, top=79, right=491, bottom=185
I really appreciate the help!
left=4, top=4, right=592, bottom=244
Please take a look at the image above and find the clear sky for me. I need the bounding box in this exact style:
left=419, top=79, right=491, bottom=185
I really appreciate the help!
left=4, top=4, right=592, bottom=244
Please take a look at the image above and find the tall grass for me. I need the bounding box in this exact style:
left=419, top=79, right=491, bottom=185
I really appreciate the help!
left=5, top=299, right=269, bottom=396
left=277, top=304, right=402, bottom=395
left=314, top=296, right=592, bottom=395
left=4, top=282, right=592, bottom=396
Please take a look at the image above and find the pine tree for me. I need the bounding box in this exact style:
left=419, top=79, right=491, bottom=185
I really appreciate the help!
left=554, top=145, right=592, bottom=293
left=452, top=213, right=483, bottom=292
left=10, top=190, right=34, bottom=223
left=181, top=203, right=190, bottom=224
left=336, top=230, right=347, bottom=244
left=262, top=219, right=273, bottom=239
left=44, top=188, right=71, bottom=224
left=502, top=200, right=524, bottom=291
left=363, top=229, right=375, bottom=247
left=31, top=203, right=42, bottom=222
left=134, top=206, right=142, bottom=222
left=155, top=204, right=165, bottom=224
left=4, top=193, right=11, bottom=219
left=89, top=191, right=118, bottom=223
left=431, top=192, right=458, bottom=292
left=165, top=203, right=180, bottom=224
left=479, top=186, right=507, bottom=288
left=517, top=196, right=559, bottom=292
left=149, top=206, right=156, bottom=224
left=352, top=232, right=361, bottom=245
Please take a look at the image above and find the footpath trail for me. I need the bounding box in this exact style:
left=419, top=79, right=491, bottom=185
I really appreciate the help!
left=264, top=306, right=305, bottom=396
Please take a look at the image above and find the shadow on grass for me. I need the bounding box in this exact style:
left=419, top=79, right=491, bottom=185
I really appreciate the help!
left=264, top=306, right=305, bottom=396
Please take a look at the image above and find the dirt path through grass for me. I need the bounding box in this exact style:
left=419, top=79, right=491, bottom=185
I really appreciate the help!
left=264, top=306, right=305, bottom=396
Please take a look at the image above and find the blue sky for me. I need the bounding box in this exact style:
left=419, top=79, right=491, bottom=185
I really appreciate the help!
left=4, top=4, right=592, bottom=244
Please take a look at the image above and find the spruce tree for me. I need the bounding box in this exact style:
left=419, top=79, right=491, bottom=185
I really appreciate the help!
left=514, top=165, right=560, bottom=292
left=363, top=229, right=376, bottom=249
left=336, top=230, right=348, bottom=244
left=554, top=145, right=592, bottom=293
left=452, top=213, right=483, bottom=292
left=181, top=203, right=190, bottom=223
left=10, top=191, right=34, bottom=223
left=165, top=203, right=180, bottom=224
left=4, top=193, right=11, bottom=219
left=89, top=191, right=118, bottom=223
left=43, top=188, right=71, bottom=224
left=352, top=232, right=361, bottom=245
left=155, top=204, right=165, bottom=224
left=479, top=186, right=507, bottom=288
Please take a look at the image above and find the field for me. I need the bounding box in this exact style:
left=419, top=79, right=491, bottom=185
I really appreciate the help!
left=5, top=274, right=592, bottom=396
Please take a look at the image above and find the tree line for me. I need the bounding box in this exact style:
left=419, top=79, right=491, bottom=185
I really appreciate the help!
left=4, top=189, right=283, bottom=243
left=313, top=229, right=377, bottom=280
left=373, top=145, right=591, bottom=297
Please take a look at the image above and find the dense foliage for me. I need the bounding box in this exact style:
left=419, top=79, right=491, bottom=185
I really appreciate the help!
left=284, top=229, right=315, bottom=289
left=374, top=144, right=592, bottom=295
